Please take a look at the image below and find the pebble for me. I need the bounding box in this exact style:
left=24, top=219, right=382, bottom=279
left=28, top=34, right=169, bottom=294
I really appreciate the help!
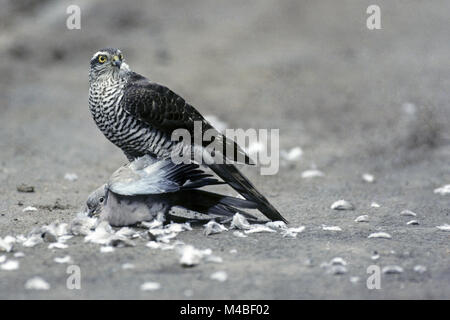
left=17, top=184, right=35, bottom=193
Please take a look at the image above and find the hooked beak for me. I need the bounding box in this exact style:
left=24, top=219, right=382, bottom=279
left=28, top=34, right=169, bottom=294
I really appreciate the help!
left=111, top=55, right=122, bottom=68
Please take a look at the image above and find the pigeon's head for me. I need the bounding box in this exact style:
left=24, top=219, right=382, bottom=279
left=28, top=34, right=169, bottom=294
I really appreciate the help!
left=89, top=48, right=126, bottom=81
left=85, top=184, right=109, bottom=217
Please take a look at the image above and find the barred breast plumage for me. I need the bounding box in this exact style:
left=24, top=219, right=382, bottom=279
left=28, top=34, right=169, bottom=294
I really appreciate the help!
left=89, top=75, right=174, bottom=160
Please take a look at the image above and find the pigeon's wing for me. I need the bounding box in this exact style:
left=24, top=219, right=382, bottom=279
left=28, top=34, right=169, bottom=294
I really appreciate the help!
left=120, top=73, right=252, bottom=165
left=108, top=157, right=222, bottom=196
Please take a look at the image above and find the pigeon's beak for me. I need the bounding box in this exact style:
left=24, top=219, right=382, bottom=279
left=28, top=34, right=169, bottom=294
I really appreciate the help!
left=111, top=55, right=122, bottom=68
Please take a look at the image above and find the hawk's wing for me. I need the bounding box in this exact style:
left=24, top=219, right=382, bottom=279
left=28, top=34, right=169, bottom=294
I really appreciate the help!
left=120, top=73, right=252, bottom=164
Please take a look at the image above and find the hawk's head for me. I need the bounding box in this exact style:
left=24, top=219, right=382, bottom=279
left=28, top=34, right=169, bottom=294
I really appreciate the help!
left=89, top=48, right=126, bottom=81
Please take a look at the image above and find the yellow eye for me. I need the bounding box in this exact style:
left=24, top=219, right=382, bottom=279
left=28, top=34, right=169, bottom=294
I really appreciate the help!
left=98, top=55, right=107, bottom=63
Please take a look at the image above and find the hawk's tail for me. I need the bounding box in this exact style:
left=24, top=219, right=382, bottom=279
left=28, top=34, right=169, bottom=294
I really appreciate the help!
left=172, top=189, right=258, bottom=220
left=208, top=164, right=287, bottom=223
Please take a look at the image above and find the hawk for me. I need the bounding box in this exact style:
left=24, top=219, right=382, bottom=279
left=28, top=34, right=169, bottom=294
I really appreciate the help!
left=88, top=48, right=286, bottom=223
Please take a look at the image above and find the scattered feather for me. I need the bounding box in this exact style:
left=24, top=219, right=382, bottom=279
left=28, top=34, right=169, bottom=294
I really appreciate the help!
left=436, top=224, right=450, bottom=232
left=54, top=256, right=73, bottom=264
left=230, top=213, right=252, bottom=230
left=370, top=202, right=381, bottom=208
left=203, top=221, right=228, bottom=236
left=406, top=220, right=419, bottom=225
left=22, top=234, right=43, bottom=248
left=281, top=226, right=305, bottom=238
left=178, top=245, right=212, bottom=267
left=328, top=265, right=348, bottom=275
left=0, top=236, right=15, bottom=252
left=100, top=246, right=115, bottom=253
left=48, top=242, right=68, bottom=249
left=371, top=253, right=380, bottom=261
left=210, top=271, right=228, bottom=282
left=301, top=169, right=324, bottom=179
left=330, top=257, right=347, bottom=266
left=22, top=206, right=37, bottom=212
left=322, top=225, right=342, bottom=231
left=205, top=255, right=223, bottom=264
left=368, top=232, right=392, bottom=239
left=434, top=184, right=450, bottom=195
left=70, top=214, right=98, bottom=236
left=140, top=282, right=161, bottom=291
left=25, top=277, right=50, bottom=290
left=122, top=263, right=135, bottom=270
left=281, top=147, right=303, bottom=161
left=233, top=231, right=247, bottom=238
left=244, top=225, right=277, bottom=234
left=355, top=215, right=369, bottom=223
left=64, top=173, right=78, bottom=182
left=400, top=210, right=417, bottom=217
left=382, top=265, right=404, bottom=274
left=331, top=200, right=354, bottom=211
left=413, top=265, right=427, bottom=274
left=350, top=276, right=360, bottom=284
left=1, top=260, right=19, bottom=271
left=265, top=221, right=287, bottom=229
left=362, top=173, right=375, bottom=183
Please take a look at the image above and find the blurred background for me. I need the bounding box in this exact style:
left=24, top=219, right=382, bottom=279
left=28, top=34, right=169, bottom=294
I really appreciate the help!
left=0, top=0, right=449, bottom=299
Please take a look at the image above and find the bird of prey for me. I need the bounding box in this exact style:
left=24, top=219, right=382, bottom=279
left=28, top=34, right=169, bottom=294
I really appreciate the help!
left=88, top=48, right=286, bottom=223
left=85, top=155, right=258, bottom=227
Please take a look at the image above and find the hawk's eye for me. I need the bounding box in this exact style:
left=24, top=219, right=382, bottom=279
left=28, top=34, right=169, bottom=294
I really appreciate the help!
left=99, top=197, right=105, bottom=203
left=98, top=55, right=107, bottom=63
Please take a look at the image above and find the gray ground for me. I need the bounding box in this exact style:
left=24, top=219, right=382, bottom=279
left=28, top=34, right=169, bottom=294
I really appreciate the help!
left=0, top=0, right=449, bottom=299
